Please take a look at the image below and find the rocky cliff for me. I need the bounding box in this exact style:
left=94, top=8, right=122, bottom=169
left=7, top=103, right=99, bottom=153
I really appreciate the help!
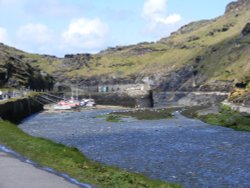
left=0, top=43, right=54, bottom=90
left=225, top=0, right=250, bottom=13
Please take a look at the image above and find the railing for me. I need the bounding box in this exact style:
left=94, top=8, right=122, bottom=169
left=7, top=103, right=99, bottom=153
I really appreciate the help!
left=0, top=89, right=64, bottom=105
left=0, top=89, right=30, bottom=101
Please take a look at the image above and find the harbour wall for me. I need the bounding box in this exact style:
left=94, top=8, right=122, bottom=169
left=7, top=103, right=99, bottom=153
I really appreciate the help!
left=74, top=91, right=228, bottom=108
left=57, top=83, right=231, bottom=108
left=152, top=91, right=229, bottom=108
left=0, top=97, right=43, bottom=123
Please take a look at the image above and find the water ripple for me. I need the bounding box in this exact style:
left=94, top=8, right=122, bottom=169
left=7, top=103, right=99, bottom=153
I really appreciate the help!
left=19, top=109, right=250, bottom=188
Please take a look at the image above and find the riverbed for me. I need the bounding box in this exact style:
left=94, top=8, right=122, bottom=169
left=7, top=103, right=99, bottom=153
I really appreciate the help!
left=19, top=109, right=250, bottom=188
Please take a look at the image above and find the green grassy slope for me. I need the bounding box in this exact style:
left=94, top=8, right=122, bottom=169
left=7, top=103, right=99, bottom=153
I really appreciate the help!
left=67, top=7, right=250, bottom=81
left=0, top=0, right=249, bottom=89
left=36, top=3, right=250, bottom=87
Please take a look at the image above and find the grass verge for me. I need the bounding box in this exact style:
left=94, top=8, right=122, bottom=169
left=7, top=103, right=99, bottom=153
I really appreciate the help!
left=197, top=105, right=250, bottom=131
left=0, top=120, right=181, bottom=188
left=182, top=105, right=250, bottom=131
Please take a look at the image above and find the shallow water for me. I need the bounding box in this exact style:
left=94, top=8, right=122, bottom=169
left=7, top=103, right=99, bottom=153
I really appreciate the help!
left=19, top=109, right=250, bottom=188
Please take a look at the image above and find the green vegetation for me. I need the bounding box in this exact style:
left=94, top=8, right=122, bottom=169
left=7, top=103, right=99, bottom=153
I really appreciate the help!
left=113, top=108, right=176, bottom=120
left=0, top=121, right=180, bottom=188
left=105, top=114, right=124, bottom=122
left=181, top=105, right=250, bottom=131
left=27, top=91, right=40, bottom=97
left=47, top=8, right=248, bottom=85
left=247, top=82, right=250, bottom=90
left=181, top=106, right=210, bottom=119
left=196, top=105, right=250, bottom=131
left=96, top=114, right=128, bottom=122
left=97, top=108, right=177, bottom=122
left=1, top=3, right=250, bottom=88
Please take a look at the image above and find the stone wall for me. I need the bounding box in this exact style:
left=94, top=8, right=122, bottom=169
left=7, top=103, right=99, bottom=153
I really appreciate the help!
left=0, top=97, right=43, bottom=123
left=69, top=84, right=152, bottom=108
left=79, top=84, right=148, bottom=94
left=153, top=91, right=229, bottom=107
left=78, top=91, right=152, bottom=108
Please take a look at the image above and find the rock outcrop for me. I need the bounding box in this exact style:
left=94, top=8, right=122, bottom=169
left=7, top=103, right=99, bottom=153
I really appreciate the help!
left=0, top=44, right=54, bottom=90
left=241, top=22, right=250, bottom=36
left=225, top=0, right=250, bottom=14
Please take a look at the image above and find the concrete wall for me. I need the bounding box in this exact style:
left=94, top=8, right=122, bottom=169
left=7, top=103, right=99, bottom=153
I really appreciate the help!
left=0, top=97, right=43, bottom=123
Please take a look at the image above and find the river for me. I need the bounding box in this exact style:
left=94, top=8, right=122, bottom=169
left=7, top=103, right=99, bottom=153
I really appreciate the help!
left=19, top=109, right=250, bottom=188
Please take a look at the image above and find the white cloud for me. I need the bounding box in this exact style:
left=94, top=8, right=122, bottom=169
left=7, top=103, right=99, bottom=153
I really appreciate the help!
left=143, top=0, right=166, bottom=21
left=17, top=23, right=53, bottom=45
left=15, top=23, right=56, bottom=55
left=61, top=17, right=109, bottom=51
left=142, top=0, right=182, bottom=38
left=0, top=0, right=26, bottom=7
left=0, top=27, right=9, bottom=43
left=7, top=18, right=110, bottom=56
left=156, top=14, right=181, bottom=25
left=142, top=0, right=181, bottom=25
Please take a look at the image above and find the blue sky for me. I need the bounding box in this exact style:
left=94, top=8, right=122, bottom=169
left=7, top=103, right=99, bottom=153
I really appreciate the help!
left=0, top=0, right=233, bottom=56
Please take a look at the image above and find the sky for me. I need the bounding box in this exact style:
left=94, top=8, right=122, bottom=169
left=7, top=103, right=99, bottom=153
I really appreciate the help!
left=0, top=0, right=233, bottom=57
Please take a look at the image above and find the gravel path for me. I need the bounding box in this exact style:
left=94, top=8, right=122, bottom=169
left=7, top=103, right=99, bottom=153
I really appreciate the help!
left=19, top=109, right=250, bottom=188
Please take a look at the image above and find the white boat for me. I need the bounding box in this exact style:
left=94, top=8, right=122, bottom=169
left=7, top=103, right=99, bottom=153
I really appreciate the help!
left=86, top=101, right=96, bottom=107
left=53, top=104, right=72, bottom=110
left=80, top=99, right=96, bottom=107
left=53, top=100, right=73, bottom=110
left=67, top=98, right=80, bottom=108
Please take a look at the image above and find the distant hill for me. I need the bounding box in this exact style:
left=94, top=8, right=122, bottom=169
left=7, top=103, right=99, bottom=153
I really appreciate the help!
left=0, top=0, right=249, bottom=93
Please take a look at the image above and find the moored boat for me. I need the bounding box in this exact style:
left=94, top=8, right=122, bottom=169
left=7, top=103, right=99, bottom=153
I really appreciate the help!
left=80, top=99, right=96, bottom=107
left=53, top=99, right=77, bottom=110
left=53, top=104, right=72, bottom=110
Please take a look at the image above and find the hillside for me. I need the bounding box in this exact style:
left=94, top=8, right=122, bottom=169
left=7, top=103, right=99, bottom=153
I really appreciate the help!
left=0, top=43, right=54, bottom=90
left=0, top=0, right=249, bottom=93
